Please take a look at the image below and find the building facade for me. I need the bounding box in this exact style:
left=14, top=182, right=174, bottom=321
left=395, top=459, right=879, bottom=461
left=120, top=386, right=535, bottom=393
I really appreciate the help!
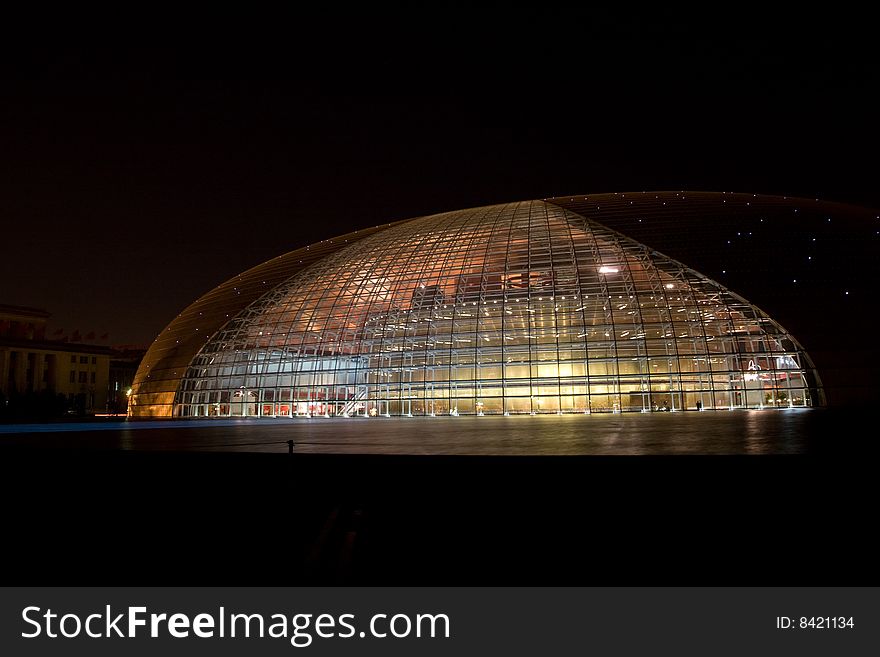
left=130, top=194, right=826, bottom=418
left=0, top=304, right=111, bottom=414
left=108, top=346, right=147, bottom=414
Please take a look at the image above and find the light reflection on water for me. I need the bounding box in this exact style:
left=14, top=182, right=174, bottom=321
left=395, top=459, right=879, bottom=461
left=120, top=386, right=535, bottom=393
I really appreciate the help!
left=0, top=408, right=830, bottom=455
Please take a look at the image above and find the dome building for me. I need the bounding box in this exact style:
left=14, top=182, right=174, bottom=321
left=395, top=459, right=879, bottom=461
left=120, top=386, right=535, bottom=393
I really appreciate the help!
left=129, top=193, right=824, bottom=418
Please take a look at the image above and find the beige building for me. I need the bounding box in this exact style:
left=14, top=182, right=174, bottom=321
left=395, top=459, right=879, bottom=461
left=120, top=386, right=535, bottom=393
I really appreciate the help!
left=0, top=304, right=111, bottom=414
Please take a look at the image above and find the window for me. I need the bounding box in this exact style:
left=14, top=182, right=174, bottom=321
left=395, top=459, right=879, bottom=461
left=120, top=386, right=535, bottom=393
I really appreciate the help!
left=92, top=356, right=97, bottom=364
left=79, top=356, right=88, bottom=364
left=70, top=355, right=76, bottom=363
left=78, top=371, right=87, bottom=383
left=90, top=372, right=96, bottom=384
left=69, top=370, right=76, bottom=383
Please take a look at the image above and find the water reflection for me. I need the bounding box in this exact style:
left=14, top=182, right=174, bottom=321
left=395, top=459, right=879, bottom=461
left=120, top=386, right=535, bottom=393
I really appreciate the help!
left=0, top=408, right=838, bottom=455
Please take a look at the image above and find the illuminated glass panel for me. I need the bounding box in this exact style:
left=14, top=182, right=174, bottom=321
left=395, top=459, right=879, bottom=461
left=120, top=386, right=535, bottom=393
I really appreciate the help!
left=139, top=199, right=822, bottom=417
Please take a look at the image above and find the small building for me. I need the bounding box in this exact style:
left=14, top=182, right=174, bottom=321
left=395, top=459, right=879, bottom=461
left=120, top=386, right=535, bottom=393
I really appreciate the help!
left=0, top=304, right=112, bottom=415
left=107, top=346, right=147, bottom=414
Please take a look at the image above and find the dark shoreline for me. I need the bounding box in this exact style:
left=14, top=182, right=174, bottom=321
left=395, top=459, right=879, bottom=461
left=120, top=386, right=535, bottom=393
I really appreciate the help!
left=3, top=447, right=875, bottom=586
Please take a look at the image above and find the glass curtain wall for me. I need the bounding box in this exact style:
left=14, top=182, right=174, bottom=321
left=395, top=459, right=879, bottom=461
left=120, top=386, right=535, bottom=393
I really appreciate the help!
left=173, top=201, right=821, bottom=417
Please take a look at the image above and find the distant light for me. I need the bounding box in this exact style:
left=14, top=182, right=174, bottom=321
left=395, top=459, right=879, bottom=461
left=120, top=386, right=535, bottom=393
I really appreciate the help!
left=126, top=388, right=132, bottom=397
left=598, top=266, right=619, bottom=274
left=665, top=283, right=674, bottom=289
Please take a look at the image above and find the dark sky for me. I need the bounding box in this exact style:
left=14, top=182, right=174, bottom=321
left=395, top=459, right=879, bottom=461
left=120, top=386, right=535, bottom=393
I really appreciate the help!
left=1, top=15, right=877, bottom=345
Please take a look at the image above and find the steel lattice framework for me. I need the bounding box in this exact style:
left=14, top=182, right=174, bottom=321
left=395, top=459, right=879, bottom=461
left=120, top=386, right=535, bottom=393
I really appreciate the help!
left=130, top=195, right=824, bottom=417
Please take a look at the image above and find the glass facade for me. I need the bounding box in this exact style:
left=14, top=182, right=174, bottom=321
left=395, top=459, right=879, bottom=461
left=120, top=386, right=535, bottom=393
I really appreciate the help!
left=131, top=198, right=823, bottom=418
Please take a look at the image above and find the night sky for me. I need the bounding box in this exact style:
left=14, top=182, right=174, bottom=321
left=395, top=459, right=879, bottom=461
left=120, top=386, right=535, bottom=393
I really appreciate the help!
left=2, top=16, right=877, bottom=349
